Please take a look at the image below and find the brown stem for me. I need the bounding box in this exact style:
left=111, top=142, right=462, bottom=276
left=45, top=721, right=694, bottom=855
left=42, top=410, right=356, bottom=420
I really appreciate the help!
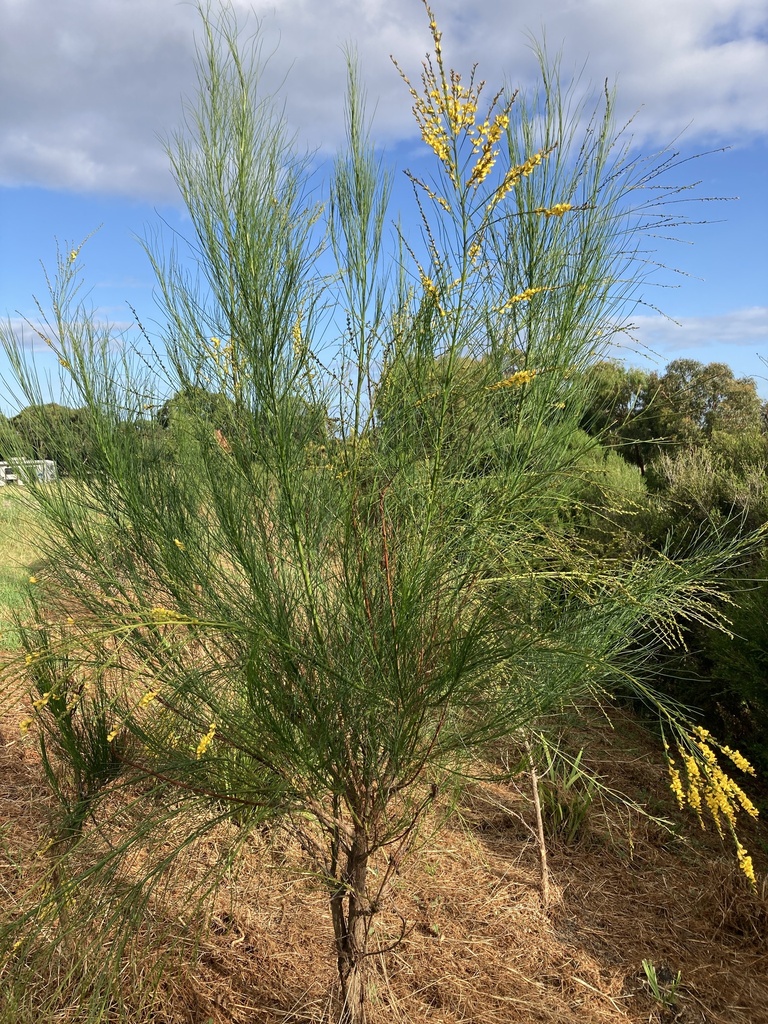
left=525, top=737, right=550, bottom=912
left=331, top=828, right=372, bottom=1024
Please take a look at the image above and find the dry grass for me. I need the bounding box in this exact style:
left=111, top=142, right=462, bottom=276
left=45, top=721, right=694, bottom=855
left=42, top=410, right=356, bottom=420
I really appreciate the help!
left=2, top=696, right=767, bottom=1024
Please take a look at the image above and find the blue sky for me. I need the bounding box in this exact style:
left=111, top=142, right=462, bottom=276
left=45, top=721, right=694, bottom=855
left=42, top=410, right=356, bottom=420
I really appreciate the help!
left=1, top=0, right=766, bottom=414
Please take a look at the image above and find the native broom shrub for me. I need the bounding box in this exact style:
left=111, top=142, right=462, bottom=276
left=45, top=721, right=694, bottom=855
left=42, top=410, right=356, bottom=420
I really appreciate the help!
left=0, top=4, right=760, bottom=1021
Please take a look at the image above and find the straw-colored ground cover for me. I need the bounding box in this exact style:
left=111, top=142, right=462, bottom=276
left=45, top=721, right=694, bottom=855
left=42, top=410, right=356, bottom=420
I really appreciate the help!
left=1, top=689, right=766, bottom=1024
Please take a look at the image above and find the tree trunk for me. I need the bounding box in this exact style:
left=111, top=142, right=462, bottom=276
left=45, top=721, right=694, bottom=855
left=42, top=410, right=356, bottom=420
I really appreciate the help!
left=330, top=830, right=371, bottom=1024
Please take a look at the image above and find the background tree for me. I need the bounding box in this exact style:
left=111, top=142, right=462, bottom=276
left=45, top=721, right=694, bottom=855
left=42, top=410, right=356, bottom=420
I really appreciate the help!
left=4, top=403, right=95, bottom=477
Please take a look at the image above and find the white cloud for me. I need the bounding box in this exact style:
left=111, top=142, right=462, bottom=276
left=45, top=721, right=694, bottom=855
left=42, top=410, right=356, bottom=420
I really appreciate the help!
left=1, top=0, right=766, bottom=200
left=629, top=306, right=768, bottom=351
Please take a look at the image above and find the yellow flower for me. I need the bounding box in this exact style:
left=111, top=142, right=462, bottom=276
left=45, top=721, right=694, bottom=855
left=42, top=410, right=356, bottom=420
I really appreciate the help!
left=721, top=744, right=755, bottom=776
left=534, top=203, right=573, bottom=218
left=138, top=690, right=159, bottom=709
left=486, top=369, right=538, bottom=391
left=495, top=285, right=553, bottom=313
left=735, top=840, right=756, bottom=889
left=291, top=317, right=303, bottom=351
left=69, top=249, right=78, bottom=262
left=28, top=576, right=37, bottom=584
left=196, top=722, right=217, bottom=759
left=107, top=725, right=121, bottom=743
left=173, top=538, right=186, bottom=551
left=151, top=606, right=184, bottom=621
left=666, top=758, right=685, bottom=809
left=487, top=149, right=551, bottom=213
left=19, top=718, right=34, bottom=735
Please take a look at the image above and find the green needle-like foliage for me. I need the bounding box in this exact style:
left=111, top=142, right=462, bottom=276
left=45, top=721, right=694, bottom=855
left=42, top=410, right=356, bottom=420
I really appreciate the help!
left=0, top=4, right=759, bottom=1021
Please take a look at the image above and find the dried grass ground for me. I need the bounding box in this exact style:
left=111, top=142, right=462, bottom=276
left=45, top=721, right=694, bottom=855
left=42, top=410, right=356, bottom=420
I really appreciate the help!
left=2, top=690, right=767, bottom=1024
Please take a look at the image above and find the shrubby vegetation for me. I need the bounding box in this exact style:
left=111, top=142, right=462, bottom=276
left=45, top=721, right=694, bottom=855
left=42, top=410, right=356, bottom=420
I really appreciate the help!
left=1, top=4, right=765, bottom=1022
left=577, top=357, right=768, bottom=771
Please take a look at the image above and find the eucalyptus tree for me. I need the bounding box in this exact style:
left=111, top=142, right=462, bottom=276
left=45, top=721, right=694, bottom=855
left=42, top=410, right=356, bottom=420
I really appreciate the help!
left=0, top=5, right=759, bottom=1022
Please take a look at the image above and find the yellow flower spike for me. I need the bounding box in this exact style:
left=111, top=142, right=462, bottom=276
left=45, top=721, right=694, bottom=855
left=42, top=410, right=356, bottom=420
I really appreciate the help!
left=28, top=576, right=37, bottom=584
left=735, top=840, right=757, bottom=889
left=721, top=744, right=756, bottom=776
left=151, top=606, right=184, bottom=621
left=291, top=318, right=303, bottom=352
left=196, top=721, right=217, bottom=759
left=672, top=727, right=759, bottom=884
left=173, top=538, right=186, bottom=551
left=696, top=740, right=718, bottom=768
left=486, top=369, right=538, bottom=391
left=729, top=780, right=759, bottom=819
left=138, top=690, right=159, bottom=710
left=487, top=148, right=553, bottom=213
left=19, top=718, right=34, bottom=735
left=496, top=285, right=551, bottom=313
left=107, top=725, right=121, bottom=743
left=69, top=249, right=79, bottom=262
left=534, top=203, right=573, bottom=218
left=419, top=273, right=444, bottom=315
left=665, top=753, right=686, bottom=809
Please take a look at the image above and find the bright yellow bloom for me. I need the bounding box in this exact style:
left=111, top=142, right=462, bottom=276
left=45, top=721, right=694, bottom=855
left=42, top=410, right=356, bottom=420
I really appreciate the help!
left=107, top=725, right=121, bottom=743
left=487, top=369, right=538, bottom=391
left=173, top=538, right=186, bottom=551
left=666, top=758, right=685, bottom=809
left=671, top=727, right=759, bottom=888
left=19, top=718, right=34, bottom=735
left=196, top=722, right=217, bottom=759
left=736, top=840, right=757, bottom=888
left=496, top=285, right=550, bottom=312
left=487, top=150, right=551, bottom=213
left=392, top=3, right=516, bottom=193
left=721, top=744, right=755, bottom=776
left=534, top=203, right=573, bottom=218
left=422, top=275, right=440, bottom=302
left=28, top=576, right=37, bottom=584
left=138, top=690, right=159, bottom=710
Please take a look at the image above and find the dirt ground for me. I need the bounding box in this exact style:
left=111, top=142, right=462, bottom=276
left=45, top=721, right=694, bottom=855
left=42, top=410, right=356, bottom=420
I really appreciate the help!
left=2, top=684, right=767, bottom=1024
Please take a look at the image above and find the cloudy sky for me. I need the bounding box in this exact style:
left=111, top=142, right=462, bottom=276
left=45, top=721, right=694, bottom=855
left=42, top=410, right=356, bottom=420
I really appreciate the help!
left=1, top=0, right=766, bottom=409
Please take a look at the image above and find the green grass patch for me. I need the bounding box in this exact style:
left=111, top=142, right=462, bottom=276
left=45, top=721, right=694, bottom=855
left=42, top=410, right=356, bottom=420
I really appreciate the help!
left=0, top=489, right=41, bottom=650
